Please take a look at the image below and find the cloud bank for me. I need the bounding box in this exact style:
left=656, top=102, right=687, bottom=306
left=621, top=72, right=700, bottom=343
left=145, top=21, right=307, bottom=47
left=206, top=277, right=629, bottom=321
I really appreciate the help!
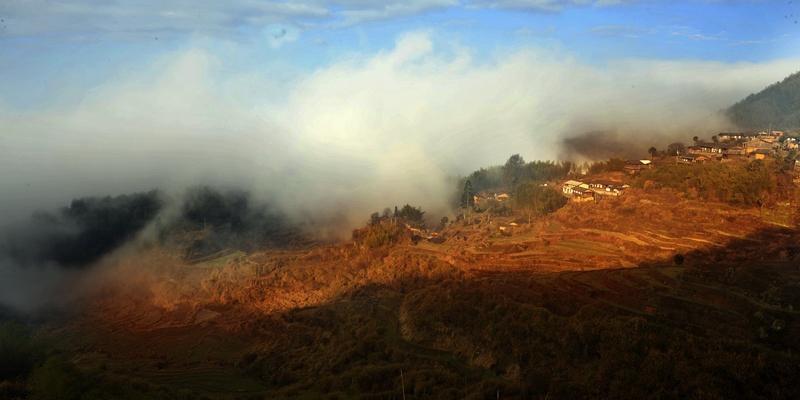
left=2, top=31, right=798, bottom=227
left=1, top=31, right=799, bottom=310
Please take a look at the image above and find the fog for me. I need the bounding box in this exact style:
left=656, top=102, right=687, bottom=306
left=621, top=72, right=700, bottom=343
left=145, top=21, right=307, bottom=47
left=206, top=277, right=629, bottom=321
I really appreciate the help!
left=1, top=31, right=798, bottom=311
left=2, top=33, right=798, bottom=227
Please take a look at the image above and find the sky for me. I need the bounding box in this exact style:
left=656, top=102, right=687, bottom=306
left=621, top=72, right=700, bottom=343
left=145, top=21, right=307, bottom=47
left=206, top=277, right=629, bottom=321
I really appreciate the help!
left=0, top=0, right=799, bottom=226
left=1, top=1, right=799, bottom=109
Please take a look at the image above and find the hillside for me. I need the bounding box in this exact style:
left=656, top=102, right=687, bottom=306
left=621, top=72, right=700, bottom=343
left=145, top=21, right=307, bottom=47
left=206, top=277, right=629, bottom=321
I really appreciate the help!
left=727, top=70, right=800, bottom=131
left=23, top=181, right=800, bottom=399
left=3, top=155, right=800, bottom=399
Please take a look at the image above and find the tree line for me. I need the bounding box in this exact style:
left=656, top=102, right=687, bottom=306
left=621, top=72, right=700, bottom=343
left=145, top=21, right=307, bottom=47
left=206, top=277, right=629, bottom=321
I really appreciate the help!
left=458, top=155, right=571, bottom=221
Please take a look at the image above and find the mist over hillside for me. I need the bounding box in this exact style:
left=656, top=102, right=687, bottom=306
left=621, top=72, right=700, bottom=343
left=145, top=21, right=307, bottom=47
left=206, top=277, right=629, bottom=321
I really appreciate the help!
left=727, top=70, right=800, bottom=131
left=2, top=34, right=799, bottom=236
left=0, top=186, right=306, bottom=312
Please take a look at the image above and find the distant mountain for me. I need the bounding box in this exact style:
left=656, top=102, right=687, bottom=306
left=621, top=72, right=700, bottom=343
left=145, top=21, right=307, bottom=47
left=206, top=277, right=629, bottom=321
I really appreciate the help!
left=727, top=70, right=800, bottom=131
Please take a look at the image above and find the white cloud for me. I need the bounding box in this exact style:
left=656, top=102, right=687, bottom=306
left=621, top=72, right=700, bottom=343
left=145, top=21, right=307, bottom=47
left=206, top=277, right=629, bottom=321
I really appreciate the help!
left=0, top=0, right=456, bottom=37
left=2, top=31, right=798, bottom=233
left=589, top=24, right=651, bottom=38
left=0, top=0, right=331, bottom=35
left=467, top=0, right=635, bottom=12
left=669, top=25, right=725, bottom=41
left=335, top=0, right=458, bottom=25
left=0, top=0, right=645, bottom=38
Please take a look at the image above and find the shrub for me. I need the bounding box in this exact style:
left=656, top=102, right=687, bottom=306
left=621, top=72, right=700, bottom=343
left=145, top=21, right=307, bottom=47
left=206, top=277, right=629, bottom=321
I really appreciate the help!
left=355, top=222, right=407, bottom=249
left=514, top=183, right=567, bottom=222
left=635, top=160, right=780, bottom=206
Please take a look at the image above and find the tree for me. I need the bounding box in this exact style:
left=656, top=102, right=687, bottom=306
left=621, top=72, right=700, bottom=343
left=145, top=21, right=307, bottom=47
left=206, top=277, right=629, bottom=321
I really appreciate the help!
left=648, top=147, right=658, bottom=159
left=589, top=158, right=627, bottom=174
left=514, top=183, right=567, bottom=224
left=784, top=149, right=799, bottom=171
left=712, top=135, right=719, bottom=143
left=634, top=160, right=779, bottom=206
left=503, top=154, right=526, bottom=187
left=666, top=142, right=686, bottom=156
left=369, top=212, right=381, bottom=225
left=465, top=166, right=504, bottom=193
left=460, top=179, right=474, bottom=209
left=397, top=204, right=425, bottom=227
left=692, top=136, right=699, bottom=143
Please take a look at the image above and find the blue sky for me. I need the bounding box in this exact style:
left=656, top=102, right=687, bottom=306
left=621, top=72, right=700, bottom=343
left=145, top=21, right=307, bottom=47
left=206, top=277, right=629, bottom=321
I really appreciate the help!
left=1, top=1, right=798, bottom=109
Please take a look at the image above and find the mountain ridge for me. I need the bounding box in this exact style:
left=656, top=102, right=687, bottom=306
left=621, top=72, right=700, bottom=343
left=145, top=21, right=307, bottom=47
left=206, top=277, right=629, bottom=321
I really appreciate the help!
left=727, top=70, right=800, bottom=131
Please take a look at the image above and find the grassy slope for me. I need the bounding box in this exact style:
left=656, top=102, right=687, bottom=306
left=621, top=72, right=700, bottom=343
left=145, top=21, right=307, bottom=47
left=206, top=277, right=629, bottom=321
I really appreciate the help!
left=36, top=184, right=800, bottom=399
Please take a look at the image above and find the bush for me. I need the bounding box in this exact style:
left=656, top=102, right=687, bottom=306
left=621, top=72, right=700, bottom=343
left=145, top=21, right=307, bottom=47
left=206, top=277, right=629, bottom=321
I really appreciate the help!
left=396, top=205, right=425, bottom=228
left=514, top=183, right=567, bottom=221
left=589, top=158, right=627, bottom=174
left=355, top=222, right=407, bottom=249
left=635, top=160, right=780, bottom=206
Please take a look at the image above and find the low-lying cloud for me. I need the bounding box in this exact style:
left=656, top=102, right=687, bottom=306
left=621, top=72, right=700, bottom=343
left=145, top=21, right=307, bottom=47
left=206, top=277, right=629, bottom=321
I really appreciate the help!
left=1, top=30, right=798, bottom=310
left=2, top=31, right=798, bottom=227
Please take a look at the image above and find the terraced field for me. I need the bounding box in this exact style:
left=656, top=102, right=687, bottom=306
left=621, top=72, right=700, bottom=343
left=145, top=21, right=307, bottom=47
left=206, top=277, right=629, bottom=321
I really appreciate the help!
left=54, top=188, right=800, bottom=398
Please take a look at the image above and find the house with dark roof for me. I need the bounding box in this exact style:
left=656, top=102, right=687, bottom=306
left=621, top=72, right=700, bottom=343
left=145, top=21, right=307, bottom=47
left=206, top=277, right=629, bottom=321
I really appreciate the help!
left=744, top=138, right=775, bottom=155
left=750, top=148, right=772, bottom=160
left=623, top=160, right=652, bottom=175
left=688, top=142, right=730, bottom=155
left=717, top=132, right=757, bottom=142
left=718, top=131, right=783, bottom=143
left=723, top=145, right=747, bottom=158
left=562, top=180, right=589, bottom=195
left=587, top=181, right=629, bottom=196
left=570, top=186, right=595, bottom=202
left=677, top=154, right=711, bottom=164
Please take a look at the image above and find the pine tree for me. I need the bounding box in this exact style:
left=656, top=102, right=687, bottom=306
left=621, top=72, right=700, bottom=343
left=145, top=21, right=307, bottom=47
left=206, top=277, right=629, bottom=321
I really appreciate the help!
left=460, top=179, right=474, bottom=209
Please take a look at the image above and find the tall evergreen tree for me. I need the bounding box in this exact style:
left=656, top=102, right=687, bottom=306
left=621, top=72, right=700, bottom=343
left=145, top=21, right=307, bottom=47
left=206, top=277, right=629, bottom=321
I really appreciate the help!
left=503, top=154, right=526, bottom=187
left=460, top=179, right=474, bottom=209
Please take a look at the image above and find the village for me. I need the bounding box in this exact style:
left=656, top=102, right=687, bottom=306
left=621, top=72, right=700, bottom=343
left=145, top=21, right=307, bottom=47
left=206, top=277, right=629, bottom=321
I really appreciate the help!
left=468, top=130, right=799, bottom=208
left=393, top=129, right=800, bottom=242
left=560, top=129, right=799, bottom=203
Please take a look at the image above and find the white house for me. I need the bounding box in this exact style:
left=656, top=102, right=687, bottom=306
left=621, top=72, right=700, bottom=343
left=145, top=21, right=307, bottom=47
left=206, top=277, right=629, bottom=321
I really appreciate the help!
left=562, top=180, right=589, bottom=195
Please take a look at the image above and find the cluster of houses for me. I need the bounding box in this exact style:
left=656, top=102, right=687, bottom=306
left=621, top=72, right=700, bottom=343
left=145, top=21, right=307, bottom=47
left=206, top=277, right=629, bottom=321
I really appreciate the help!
left=467, top=130, right=798, bottom=210
left=679, top=130, right=794, bottom=164
left=472, top=191, right=510, bottom=206
left=562, top=179, right=630, bottom=202
left=558, top=130, right=799, bottom=202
